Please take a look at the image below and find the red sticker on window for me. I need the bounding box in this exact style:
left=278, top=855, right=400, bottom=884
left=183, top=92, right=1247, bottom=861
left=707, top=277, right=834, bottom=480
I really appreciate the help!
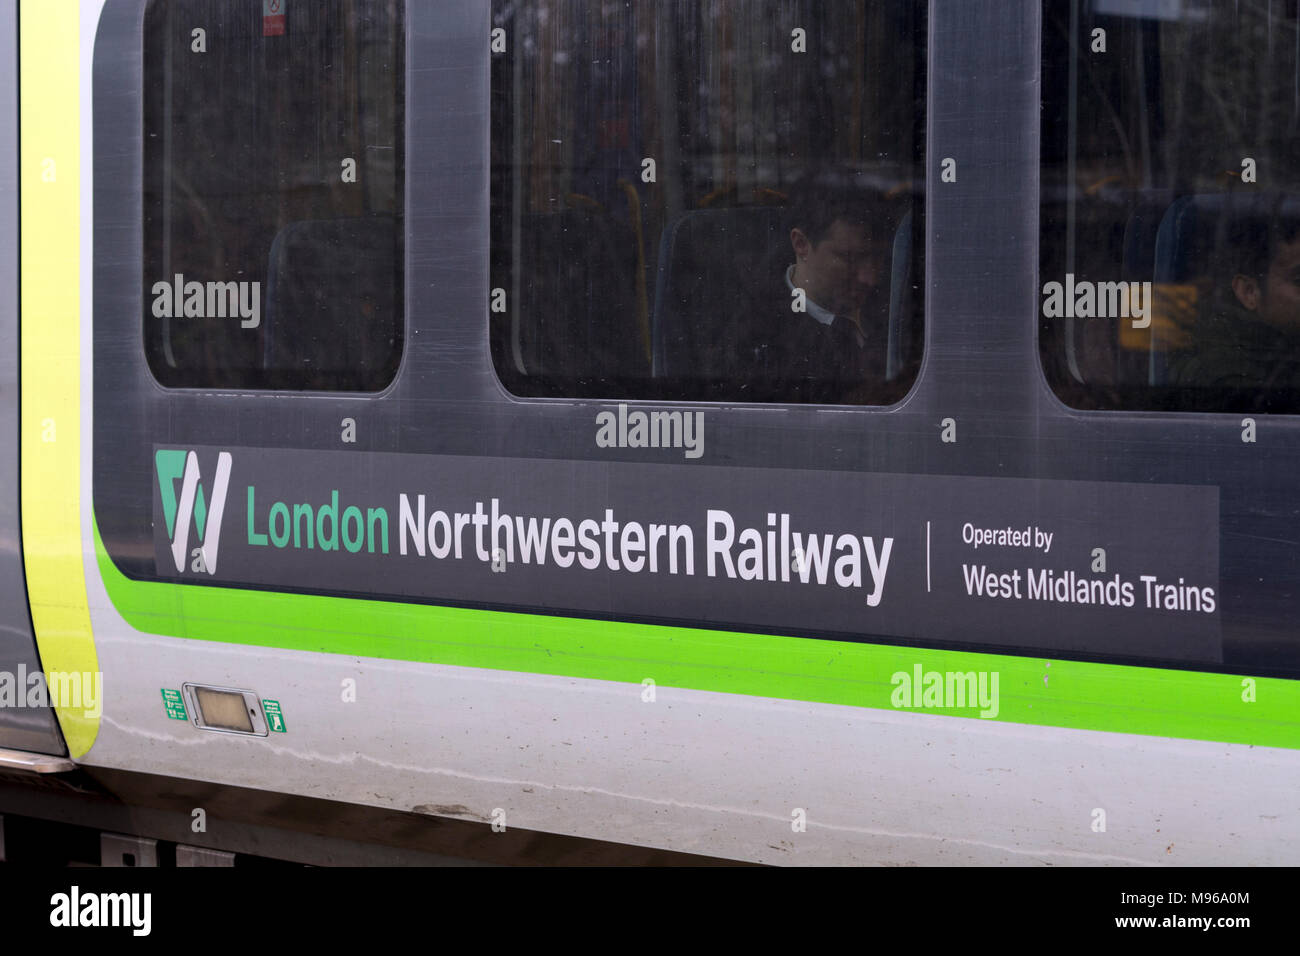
left=263, top=0, right=285, bottom=37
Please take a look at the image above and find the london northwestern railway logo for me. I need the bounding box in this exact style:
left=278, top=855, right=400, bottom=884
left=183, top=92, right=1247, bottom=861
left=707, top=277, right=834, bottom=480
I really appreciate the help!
left=155, top=450, right=232, bottom=574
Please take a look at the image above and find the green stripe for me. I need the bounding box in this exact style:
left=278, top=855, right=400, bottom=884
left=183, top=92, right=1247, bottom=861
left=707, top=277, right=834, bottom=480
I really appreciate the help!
left=94, top=519, right=1300, bottom=749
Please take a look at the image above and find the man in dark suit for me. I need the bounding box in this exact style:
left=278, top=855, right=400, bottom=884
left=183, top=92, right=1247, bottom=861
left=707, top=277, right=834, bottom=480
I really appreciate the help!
left=1172, top=205, right=1300, bottom=401
left=730, top=182, right=898, bottom=404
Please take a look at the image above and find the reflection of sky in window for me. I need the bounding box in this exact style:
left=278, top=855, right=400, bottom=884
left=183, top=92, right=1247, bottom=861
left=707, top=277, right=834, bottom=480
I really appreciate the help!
left=1093, top=0, right=1211, bottom=21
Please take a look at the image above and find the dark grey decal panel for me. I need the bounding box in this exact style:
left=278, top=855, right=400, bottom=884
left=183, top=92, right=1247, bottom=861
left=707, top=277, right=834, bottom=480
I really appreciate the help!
left=153, top=447, right=1222, bottom=664
left=93, top=0, right=1300, bottom=677
left=0, top=0, right=66, bottom=755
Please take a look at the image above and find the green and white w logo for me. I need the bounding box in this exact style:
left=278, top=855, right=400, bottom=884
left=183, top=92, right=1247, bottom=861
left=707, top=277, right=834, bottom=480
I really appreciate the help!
left=155, top=450, right=232, bottom=574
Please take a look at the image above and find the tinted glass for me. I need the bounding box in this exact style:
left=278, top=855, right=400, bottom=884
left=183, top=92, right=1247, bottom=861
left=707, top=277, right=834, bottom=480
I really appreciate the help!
left=144, top=0, right=404, bottom=391
left=491, top=0, right=925, bottom=404
left=1042, top=0, right=1300, bottom=412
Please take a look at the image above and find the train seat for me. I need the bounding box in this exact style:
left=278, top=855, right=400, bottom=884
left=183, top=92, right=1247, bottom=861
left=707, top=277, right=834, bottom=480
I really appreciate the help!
left=886, top=209, right=917, bottom=383
left=1149, top=195, right=1214, bottom=386
left=1116, top=193, right=1172, bottom=385
left=1040, top=194, right=1168, bottom=389
left=263, top=217, right=400, bottom=385
left=503, top=209, right=645, bottom=394
left=650, top=207, right=787, bottom=382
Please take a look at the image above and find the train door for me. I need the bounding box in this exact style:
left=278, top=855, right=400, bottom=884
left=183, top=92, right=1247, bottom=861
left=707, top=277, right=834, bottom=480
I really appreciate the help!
left=0, top=0, right=67, bottom=758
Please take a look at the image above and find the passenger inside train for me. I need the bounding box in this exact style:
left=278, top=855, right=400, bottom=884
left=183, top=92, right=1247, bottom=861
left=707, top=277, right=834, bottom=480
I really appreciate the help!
left=722, top=179, right=902, bottom=405
left=489, top=0, right=925, bottom=406
left=1171, top=201, right=1300, bottom=393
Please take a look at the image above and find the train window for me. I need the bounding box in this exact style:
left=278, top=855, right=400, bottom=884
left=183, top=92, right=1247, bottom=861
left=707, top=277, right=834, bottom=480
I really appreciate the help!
left=490, top=1, right=925, bottom=404
left=1042, top=0, right=1300, bottom=413
left=143, top=0, right=404, bottom=391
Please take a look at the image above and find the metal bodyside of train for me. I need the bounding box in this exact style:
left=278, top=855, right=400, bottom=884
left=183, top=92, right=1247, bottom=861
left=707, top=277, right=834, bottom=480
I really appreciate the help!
left=0, top=0, right=1296, bottom=865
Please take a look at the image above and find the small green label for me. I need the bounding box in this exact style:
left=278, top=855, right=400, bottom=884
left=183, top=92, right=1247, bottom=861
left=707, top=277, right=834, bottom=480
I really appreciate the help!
left=262, top=699, right=286, bottom=733
left=161, top=688, right=188, bottom=721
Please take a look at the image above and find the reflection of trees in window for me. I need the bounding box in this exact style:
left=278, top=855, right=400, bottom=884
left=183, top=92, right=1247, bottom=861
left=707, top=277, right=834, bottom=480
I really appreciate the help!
left=499, top=0, right=923, bottom=217
left=1166, top=4, right=1300, bottom=191
left=1046, top=1, right=1300, bottom=192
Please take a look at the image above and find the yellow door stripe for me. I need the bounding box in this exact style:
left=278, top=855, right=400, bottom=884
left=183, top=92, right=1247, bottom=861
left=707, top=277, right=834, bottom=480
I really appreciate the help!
left=20, top=0, right=98, bottom=757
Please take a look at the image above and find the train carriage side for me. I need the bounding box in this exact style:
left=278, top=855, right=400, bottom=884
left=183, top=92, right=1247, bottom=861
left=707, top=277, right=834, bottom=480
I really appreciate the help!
left=3, top=0, right=1298, bottom=865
